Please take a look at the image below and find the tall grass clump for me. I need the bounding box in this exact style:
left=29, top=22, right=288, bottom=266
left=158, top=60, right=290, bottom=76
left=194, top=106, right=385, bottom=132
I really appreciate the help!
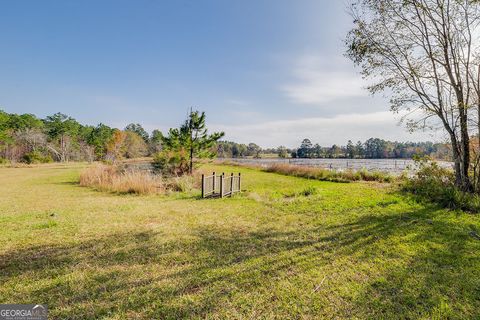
left=262, top=163, right=393, bottom=183
left=80, top=164, right=164, bottom=195
left=402, top=159, right=480, bottom=212
left=166, top=174, right=201, bottom=193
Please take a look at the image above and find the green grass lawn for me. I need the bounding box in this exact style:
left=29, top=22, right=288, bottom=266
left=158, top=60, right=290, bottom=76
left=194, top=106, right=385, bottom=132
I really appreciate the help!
left=1, top=163, right=480, bottom=319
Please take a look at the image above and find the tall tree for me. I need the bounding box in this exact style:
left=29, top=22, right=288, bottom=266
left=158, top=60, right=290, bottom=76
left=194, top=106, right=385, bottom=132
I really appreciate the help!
left=346, top=140, right=355, bottom=159
left=277, top=146, right=288, bottom=158
left=297, top=138, right=313, bottom=158
left=105, top=130, right=126, bottom=163
left=44, top=113, right=80, bottom=162
left=0, top=110, right=11, bottom=149
left=355, top=141, right=365, bottom=158
left=122, top=131, right=148, bottom=158
left=247, top=143, right=262, bottom=158
left=346, top=0, right=480, bottom=191
left=125, top=123, right=149, bottom=143
left=86, top=123, right=114, bottom=160
left=149, top=129, right=163, bottom=154
left=161, top=110, right=224, bottom=174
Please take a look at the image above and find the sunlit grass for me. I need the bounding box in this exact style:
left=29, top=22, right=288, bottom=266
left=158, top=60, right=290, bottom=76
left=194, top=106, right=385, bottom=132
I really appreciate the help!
left=0, top=163, right=479, bottom=319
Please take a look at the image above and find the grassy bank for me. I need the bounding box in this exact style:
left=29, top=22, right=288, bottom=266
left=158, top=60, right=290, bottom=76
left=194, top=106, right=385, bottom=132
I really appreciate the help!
left=1, top=163, right=480, bottom=319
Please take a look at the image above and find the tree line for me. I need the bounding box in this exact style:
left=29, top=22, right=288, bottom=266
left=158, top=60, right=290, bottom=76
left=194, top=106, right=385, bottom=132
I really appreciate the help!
left=216, top=141, right=262, bottom=158
left=216, top=138, right=452, bottom=160
left=0, top=109, right=162, bottom=163
left=0, top=109, right=453, bottom=167
left=292, top=138, right=451, bottom=160
left=0, top=109, right=225, bottom=177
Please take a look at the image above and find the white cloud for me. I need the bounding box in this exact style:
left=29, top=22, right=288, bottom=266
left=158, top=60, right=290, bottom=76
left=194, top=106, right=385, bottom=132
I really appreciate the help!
left=282, top=55, right=367, bottom=105
left=211, top=111, right=442, bottom=148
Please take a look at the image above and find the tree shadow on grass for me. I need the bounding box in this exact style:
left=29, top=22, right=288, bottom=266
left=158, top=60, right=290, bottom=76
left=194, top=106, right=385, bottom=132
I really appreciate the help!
left=54, top=181, right=79, bottom=186
left=317, top=204, right=480, bottom=319
left=1, top=204, right=480, bottom=319
left=0, top=227, right=321, bottom=319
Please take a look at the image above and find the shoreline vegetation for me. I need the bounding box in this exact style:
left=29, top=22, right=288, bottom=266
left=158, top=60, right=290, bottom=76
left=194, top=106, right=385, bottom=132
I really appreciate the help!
left=219, top=161, right=394, bottom=183
left=76, top=160, right=394, bottom=197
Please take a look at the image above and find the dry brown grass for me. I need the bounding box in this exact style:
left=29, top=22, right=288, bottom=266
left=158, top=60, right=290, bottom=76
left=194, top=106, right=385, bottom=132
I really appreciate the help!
left=79, top=164, right=164, bottom=195
left=265, top=163, right=393, bottom=182
left=79, top=164, right=203, bottom=195
left=166, top=174, right=201, bottom=193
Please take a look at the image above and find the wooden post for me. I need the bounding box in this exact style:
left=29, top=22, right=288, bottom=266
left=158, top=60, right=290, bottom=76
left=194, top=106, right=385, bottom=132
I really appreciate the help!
left=238, top=173, right=241, bottom=192
left=220, top=173, right=224, bottom=198
left=230, top=173, right=234, bottom=194
left=201, top=174, right=205, bottom=198
left=212, top=172, right=216, bottom=193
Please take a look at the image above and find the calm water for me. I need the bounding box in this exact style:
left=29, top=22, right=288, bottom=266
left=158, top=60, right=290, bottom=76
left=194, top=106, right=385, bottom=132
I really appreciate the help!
left=121, top=158, right=454, bottom=175
left=222, top=158, right=454, bottom=174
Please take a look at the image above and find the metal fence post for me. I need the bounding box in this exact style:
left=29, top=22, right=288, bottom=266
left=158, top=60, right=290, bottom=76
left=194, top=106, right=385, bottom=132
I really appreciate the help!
left=201, top=174, right=205, bottom=198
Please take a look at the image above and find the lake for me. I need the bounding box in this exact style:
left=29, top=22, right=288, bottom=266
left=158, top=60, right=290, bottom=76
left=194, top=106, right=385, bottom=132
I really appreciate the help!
left=221, top=158, right=454, bottom=174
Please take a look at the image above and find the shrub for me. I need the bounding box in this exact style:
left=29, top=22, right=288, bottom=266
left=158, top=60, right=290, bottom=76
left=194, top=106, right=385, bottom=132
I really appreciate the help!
left=403, top=159, right=480, bottom=212
left=298, top=186, right=318, bottom=196
left=80, top=164, right=164, bottom=195
left=22, top=151, right=53, bottom=164
left=152, top=149, right=189, bottom=176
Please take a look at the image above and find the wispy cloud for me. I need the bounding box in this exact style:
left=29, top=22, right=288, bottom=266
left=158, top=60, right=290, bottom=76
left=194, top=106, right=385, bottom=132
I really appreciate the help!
left=282, top=55, right=367, bottom=105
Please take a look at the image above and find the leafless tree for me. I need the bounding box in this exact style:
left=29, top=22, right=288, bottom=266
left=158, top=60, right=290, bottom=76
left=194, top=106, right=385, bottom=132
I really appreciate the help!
left=46, top=135, right=73, bottom=162
left=14, top=128, right=47, bottom=152
left=346, top=0, right=480, bottom=192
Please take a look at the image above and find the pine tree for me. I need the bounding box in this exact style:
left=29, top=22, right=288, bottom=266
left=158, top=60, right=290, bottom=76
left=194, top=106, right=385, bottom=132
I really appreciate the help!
left=158, top=109, right=224, bottom=175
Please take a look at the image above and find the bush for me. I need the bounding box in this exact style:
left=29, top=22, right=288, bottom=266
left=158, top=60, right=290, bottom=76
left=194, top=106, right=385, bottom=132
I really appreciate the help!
left=403, top=159, right=480, bottom=212
left=166, top=174, right=199, bottom=193
left=152, top=149, right=189, bottom=176
left=22, top=151, right=53, bottom=164
left=298, top=186, right=318, bottom=196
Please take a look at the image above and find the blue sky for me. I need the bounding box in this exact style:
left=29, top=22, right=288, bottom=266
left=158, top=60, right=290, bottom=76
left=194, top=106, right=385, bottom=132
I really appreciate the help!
left=0, top=0, right=438, bottom=147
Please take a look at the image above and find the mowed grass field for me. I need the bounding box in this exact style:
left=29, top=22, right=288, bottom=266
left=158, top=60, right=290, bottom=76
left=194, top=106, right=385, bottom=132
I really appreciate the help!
left=1, top=163, right=480, bottom=319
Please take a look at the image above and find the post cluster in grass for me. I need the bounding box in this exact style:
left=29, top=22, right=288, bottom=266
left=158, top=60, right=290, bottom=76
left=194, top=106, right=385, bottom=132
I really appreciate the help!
left=201, top=171, right=241, bottom=198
